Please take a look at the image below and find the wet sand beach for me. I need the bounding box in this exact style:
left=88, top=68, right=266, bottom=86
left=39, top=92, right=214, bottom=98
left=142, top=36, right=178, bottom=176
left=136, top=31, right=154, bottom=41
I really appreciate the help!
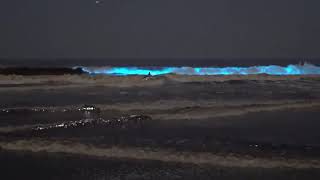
left=1, top=74, right=320, bottom=179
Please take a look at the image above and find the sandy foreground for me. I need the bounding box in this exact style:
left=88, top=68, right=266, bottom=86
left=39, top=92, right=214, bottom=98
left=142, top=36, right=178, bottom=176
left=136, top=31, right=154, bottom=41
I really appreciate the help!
left=1, top=74, right=320, bottom=179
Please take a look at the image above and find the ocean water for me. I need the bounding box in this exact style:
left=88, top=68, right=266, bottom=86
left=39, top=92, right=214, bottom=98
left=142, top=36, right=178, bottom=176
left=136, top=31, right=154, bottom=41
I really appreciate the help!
left=2, top=58, right=320, bottom=75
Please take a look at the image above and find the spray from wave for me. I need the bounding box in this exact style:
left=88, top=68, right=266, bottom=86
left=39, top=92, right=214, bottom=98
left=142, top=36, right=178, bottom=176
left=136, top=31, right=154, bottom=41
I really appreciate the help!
left=77, top=63, right=320, bottom=76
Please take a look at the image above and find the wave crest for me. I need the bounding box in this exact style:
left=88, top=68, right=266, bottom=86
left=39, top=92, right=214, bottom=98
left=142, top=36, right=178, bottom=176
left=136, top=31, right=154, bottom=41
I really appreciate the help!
left=77, top=63, right=320, bottom=76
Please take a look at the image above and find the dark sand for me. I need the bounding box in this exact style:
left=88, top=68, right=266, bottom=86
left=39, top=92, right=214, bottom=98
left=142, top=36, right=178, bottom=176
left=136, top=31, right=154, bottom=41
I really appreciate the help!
left=2, top=150, right=320, bottom=180
left=1, top=74, right=320, bottom=179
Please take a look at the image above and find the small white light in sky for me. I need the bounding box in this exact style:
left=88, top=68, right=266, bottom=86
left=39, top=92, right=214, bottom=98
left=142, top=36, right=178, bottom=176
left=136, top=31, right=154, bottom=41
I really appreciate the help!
left=95, top=0, right=100, bottom=4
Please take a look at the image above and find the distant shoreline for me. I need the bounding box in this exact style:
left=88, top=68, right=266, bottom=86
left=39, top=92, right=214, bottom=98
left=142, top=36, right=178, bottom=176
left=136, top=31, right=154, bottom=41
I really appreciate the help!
left=0, top=67, right=86, bottom=75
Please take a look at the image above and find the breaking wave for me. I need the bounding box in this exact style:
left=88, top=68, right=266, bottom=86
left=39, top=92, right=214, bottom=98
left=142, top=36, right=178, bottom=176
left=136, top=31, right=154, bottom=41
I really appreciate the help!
left=77, top=63, right=320, bottom=76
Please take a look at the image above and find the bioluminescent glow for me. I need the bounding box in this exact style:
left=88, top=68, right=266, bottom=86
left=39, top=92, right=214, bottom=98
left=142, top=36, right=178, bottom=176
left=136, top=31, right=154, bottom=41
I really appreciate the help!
left=77, top=63, right=320, bottom=76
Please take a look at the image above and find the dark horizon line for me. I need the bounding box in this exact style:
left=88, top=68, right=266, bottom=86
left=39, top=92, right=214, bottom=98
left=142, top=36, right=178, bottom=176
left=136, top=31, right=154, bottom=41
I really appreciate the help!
left=0, top=57, right=319, bottom=67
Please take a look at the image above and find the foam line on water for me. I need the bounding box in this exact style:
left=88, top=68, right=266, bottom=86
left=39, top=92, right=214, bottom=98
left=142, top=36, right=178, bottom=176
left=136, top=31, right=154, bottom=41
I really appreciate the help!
left=76, top=63, right=320, bottom=76
left=1, top=140, right=320, bottom=168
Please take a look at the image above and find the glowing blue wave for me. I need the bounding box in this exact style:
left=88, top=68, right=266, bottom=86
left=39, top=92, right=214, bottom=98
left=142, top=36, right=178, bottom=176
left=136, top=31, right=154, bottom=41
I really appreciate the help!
left=78, top=63, right=320, bottom=76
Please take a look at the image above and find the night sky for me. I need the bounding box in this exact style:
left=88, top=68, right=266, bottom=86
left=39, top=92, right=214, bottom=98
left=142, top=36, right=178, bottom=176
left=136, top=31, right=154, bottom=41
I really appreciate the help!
left=0, top=0, right=320, bottom=62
